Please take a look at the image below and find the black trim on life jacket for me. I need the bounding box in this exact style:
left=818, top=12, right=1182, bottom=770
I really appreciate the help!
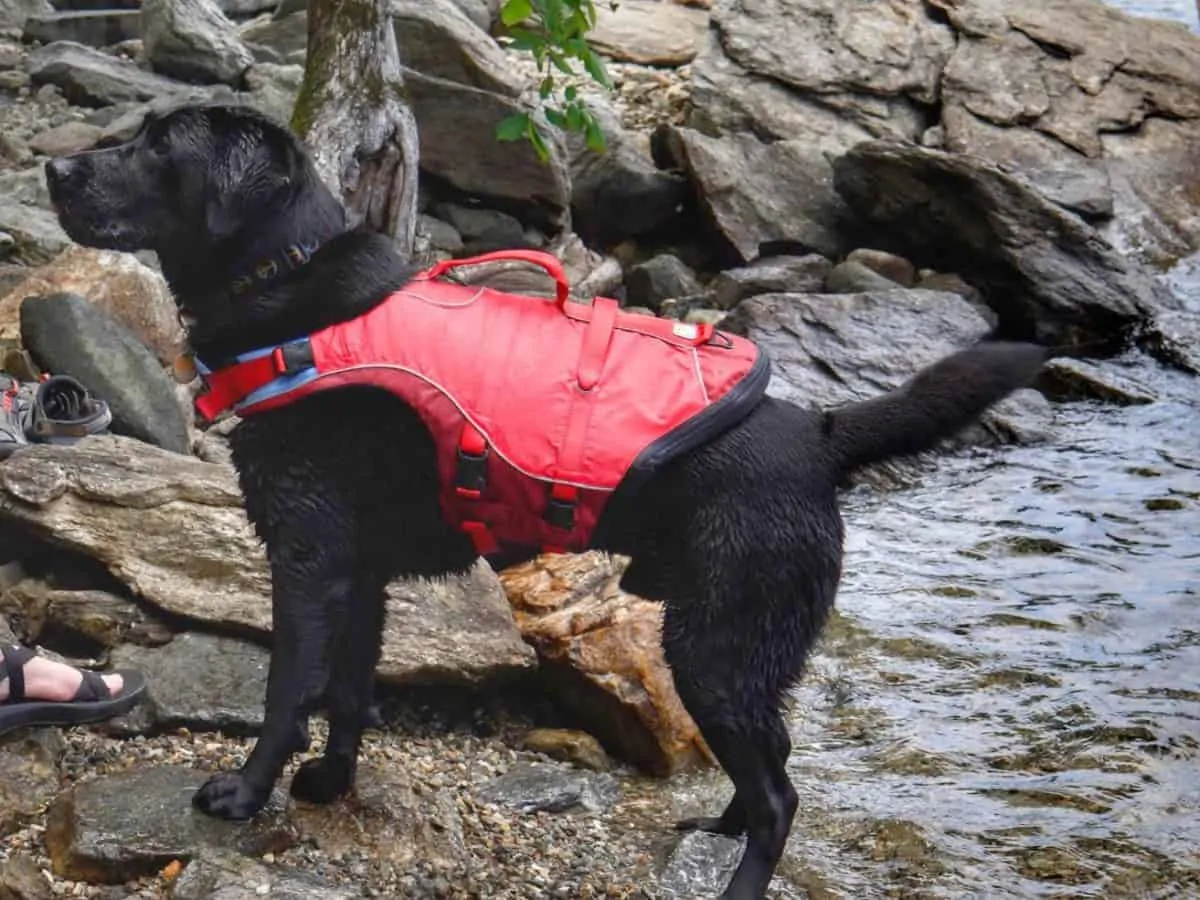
left=587, top=347, right=772, bottom=549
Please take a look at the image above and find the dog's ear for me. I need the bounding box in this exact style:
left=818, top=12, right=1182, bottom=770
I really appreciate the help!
left=204, top=116, right=301, bottom=241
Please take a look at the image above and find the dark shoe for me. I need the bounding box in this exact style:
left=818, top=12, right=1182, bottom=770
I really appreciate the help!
left=0, top=644, right=147, bottom=736
left=25, top=375, right=112, bottom=445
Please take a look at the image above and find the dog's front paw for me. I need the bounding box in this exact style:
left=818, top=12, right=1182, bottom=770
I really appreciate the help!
left=192, top=771, right=270, bottom=821
left=289, top=756, right=355, bottom=804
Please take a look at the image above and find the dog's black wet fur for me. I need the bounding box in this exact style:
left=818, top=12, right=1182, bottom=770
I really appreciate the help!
left=46, top=103, right=1052, bottom=900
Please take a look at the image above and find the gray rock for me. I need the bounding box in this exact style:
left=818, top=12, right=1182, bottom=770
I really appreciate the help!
left=832, top=141, right=1176, bottom=346
left=26, top=41, right=184, bottom=107
left=709, top=254, right=831, bottom=310
left=657, top=831, right=743, bottom=900
left=689, top=0, right=952, bottom=150
left=568, top=98, right=688, bottom=247
left=0, top=728, right=63, bottom=839
left=392, top=0, right=517, bottom=98
left=0, top=203, right=67, bottom=264
left=625, top=253, right=702, bottom=312
left=239, top=6, right=306, bottom=65
left=0, top=436, right=537, bottom=687
left=658, top=125, right=849, bottom=262
left=447, top=0, right=499, bottom=33
left=0, top=133, right=33, bottom=167
left=723, top=289, right=1052, bottom=457
left=173, top=850, right=364, bottom=900
left=403, top=69, right=571, bottom=234
left=1037, top=357, right=1157, bottom=406
left=846, top=247, right=916, bottom=287
left=44, top=765, right=297, bottom=884
left=240, top=60, right=302, bottom=124
left=142, top=0, right=254, bottom=87
left=0, top=580, right=173, bottom=650
left=216, top=0, right=280, bottom=17
left=27, top=120, right=103, bottom=156
left=432, top=202, right=529, bottom=254
left=0, top=0, right=50, bottom=29
left=107, top=632, right=269, bottom=735
left=416, top=214, right=463, bottom=257
left=1141, top=310, right=1200, bottom=375
left=0, top=853, right=49, bottom=900
left=19, top=292, right=191, bottom=453
left=475, top=761, right=620, bottom=814
left=824, top=259, right=901, bottom=294
left=588, top=0, right=709, bottom=66
left=22, top=10, right=140, bottom=48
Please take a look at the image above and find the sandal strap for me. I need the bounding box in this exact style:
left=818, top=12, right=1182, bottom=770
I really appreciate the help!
left=1, top=644, right=37, bottom=704
left=72, top=669, right=114, bottom=703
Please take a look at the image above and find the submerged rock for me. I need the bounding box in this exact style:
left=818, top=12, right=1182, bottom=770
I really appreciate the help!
left=171, top=850, right=364, bottom=900
left=657, top=831, right=743, bottom=899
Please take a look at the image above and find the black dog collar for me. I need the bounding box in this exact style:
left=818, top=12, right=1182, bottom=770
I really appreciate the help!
left=229, top=238, right=325, bottom=296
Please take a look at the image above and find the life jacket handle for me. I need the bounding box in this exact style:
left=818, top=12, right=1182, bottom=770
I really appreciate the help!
left=421, top=249, right=571, bottom=309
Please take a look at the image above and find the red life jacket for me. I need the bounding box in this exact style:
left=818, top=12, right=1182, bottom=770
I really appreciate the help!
left=194, top=249, right=769, bottom=557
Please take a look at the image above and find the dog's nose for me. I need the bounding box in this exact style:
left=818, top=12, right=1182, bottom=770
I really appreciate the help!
left=44, top=156, right=77, bottom=188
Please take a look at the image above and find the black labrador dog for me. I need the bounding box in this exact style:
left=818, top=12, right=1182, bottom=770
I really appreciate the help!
left=45, top=103, right=1049, bottom=899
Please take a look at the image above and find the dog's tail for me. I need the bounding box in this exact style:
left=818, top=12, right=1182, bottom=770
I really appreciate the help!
left=823, top=341, right=1052, bottom=476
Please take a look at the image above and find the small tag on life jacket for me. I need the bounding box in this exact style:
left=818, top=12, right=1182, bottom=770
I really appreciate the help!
left=172, top=354, right=199, bottom=384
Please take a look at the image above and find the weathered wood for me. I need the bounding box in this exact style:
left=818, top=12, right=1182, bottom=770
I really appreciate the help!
left=291, top=0, right=419, bottom=255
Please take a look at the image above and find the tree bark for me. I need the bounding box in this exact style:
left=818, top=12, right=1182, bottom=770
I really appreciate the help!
left=291, top=0, right=419, bottom=256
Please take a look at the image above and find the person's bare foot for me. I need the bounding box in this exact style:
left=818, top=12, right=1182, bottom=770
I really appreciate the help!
left=0, top=650, right=123, bottom=702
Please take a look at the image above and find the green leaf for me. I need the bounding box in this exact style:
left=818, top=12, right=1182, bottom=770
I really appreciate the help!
left=539, top=75, right=555, bottom=98
left=544, top=108, right=568, bottom=128
left=548, top=50, right=575, bottom=75
left=565, top=103, right=584, bottom=131
left=528, top=119, right=551, bottom=162
left=500, top=0, right=534, bottom=26
left=564, top=84, right=578, bottom=102
left=584, top=115, right=607, bottom=153
left=581, top=48, right=611, bottom=88
left=495, top=112, right=531, bottom=142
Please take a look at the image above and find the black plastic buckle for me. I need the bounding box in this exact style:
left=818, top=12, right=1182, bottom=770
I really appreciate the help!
left=455, top=445, right=489, bottom=496
left=271, top=339, right=315, bottom=376
left=544, top=494, right=576, bottom=530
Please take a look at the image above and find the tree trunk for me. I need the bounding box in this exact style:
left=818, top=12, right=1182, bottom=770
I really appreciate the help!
left=291, top=0, right=419, bottom=257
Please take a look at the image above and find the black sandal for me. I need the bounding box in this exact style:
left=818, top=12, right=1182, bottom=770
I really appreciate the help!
left=0, top=644, right=146, bottom=737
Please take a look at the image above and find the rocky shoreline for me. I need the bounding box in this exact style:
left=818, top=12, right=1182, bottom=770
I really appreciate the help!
left=0, top=0, right=1197, bottom=897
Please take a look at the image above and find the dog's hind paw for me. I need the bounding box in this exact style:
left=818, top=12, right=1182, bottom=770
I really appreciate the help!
left=192, top=771, right=270, bottom=821
left=289, top=756, right=354, bottom=804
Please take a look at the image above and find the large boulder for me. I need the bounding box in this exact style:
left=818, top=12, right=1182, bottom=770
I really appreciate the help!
left=0, top=436, right=537, bottom=687
left=687, top=0, right=1200, bottom=268
left=500, top=551, right=715, bottom=777
left=656, top=125, right=849, bottom=261
left=142, top=0, right=255, bottom=87
left=390, top=0, right=571, bottom=232
left=689, top=0, right=954, bottom=150
left=0, top=0, right=51, bottom=29
left=832, top=140, right=1177, bottom=347
left=25, top=41, right=185, bottom=107
left=723, top=288, right=1056, bottom=453
left=587, top=0, right=709, bottom=66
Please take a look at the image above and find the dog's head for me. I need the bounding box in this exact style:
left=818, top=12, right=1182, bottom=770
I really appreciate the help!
left=45, top=102, right=343, bottom=295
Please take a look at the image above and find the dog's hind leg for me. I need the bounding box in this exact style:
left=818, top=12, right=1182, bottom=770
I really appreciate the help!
left=663, top=605, right=799, bottom=900
left=290, top=569, right=387, bottom=805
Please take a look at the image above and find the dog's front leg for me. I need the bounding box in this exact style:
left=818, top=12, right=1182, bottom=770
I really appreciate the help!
left=194, top=526, right=348, bottom=820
